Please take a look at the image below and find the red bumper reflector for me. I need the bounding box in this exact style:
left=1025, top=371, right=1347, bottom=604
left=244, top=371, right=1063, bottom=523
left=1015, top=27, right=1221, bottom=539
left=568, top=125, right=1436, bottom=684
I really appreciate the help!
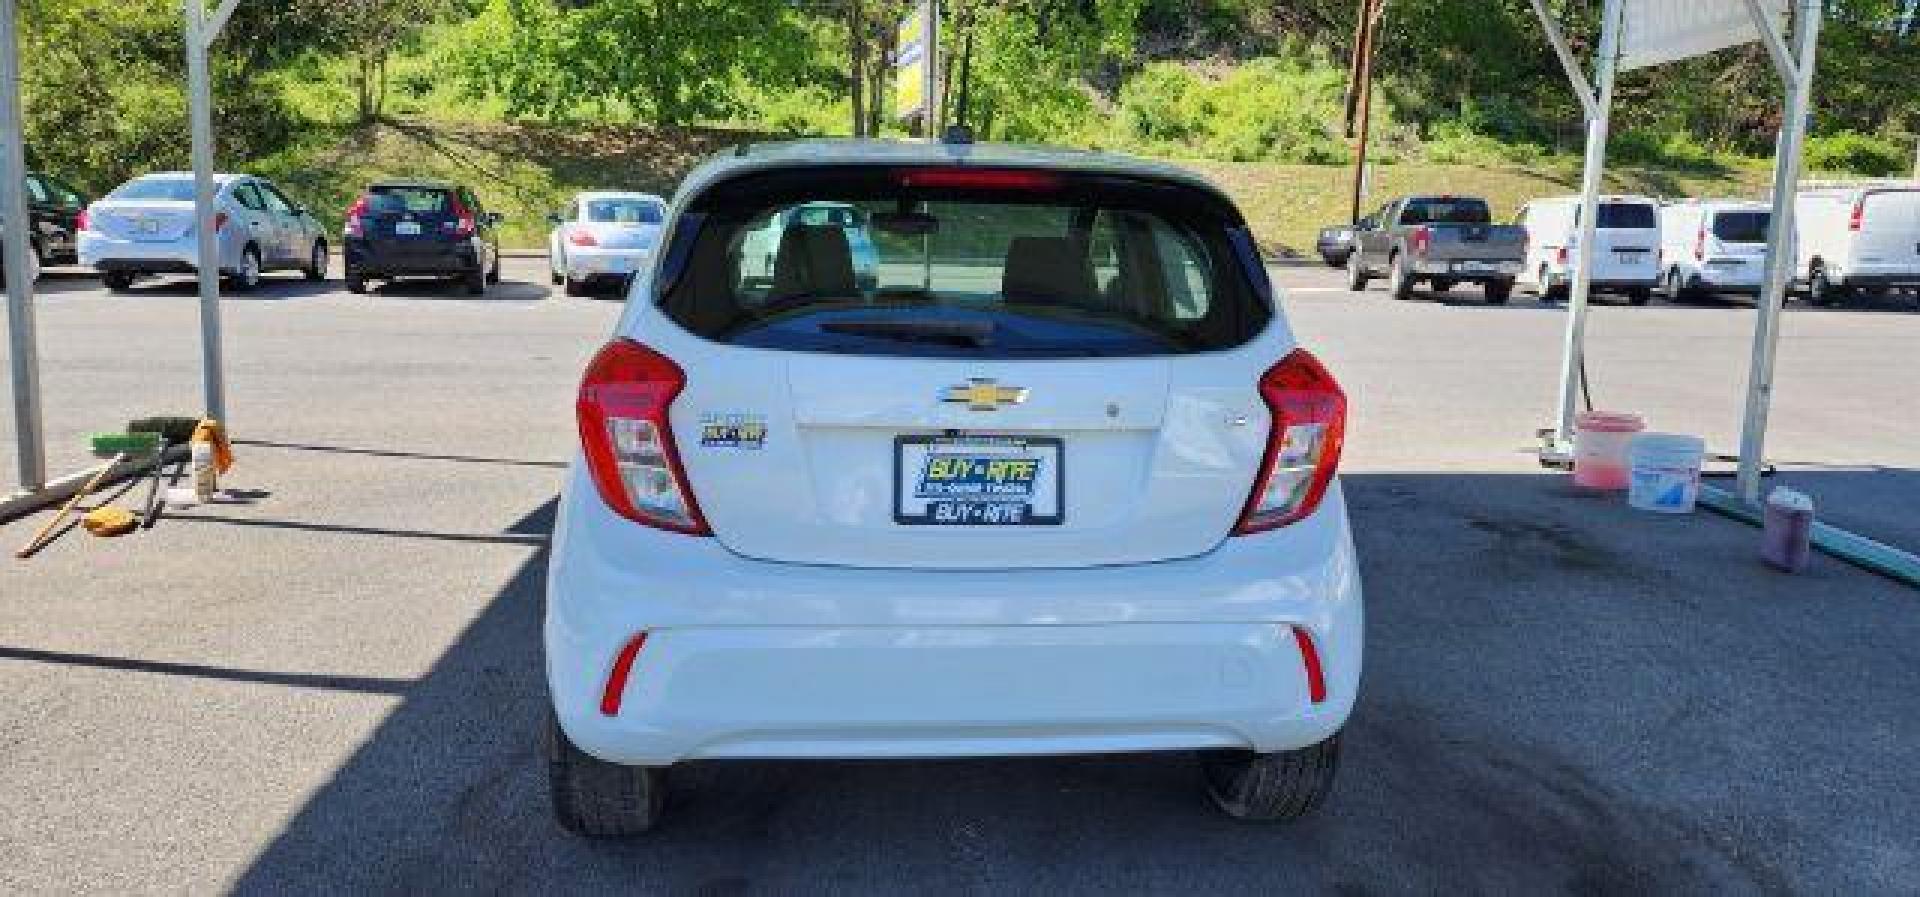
left=1291, top=625, right=1327, bottom=704
left=599, top=632, right=649, bottom=716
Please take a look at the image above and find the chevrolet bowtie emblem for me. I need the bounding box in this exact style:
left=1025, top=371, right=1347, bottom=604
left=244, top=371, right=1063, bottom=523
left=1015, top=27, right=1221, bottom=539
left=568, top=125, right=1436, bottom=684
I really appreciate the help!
left=941, top=378, right=1029, bottom=411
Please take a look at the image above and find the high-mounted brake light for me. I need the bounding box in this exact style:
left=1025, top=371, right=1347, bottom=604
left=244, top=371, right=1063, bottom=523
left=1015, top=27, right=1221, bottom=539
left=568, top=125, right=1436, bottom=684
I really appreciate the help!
left=896, top=168, right=1063, bottom=191
left=577, top=340, right=709, bottom=535
left=343, top=196, right=368, bottom=238
left=568, top=227, right=599, bottom=247
left=1848, top=197, right=1864, bottom=232
left=1410, top=225, right=1432, bottom=258
left=1234, top=349, right=1346, bottom=535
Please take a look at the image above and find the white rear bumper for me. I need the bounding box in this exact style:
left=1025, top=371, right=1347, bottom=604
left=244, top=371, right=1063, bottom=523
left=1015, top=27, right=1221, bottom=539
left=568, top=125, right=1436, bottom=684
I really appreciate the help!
left=545, top=466, right=1363, bottom=765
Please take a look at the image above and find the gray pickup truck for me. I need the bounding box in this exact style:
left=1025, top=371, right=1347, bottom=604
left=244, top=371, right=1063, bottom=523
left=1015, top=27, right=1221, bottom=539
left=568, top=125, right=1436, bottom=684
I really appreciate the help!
left=1345, top=195, right=1527, bottom=303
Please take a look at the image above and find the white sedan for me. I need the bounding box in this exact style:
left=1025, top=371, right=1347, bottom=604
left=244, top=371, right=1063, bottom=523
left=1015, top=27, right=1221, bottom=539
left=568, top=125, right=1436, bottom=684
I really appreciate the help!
left=547, top=191, right=666, bottom=297
left=544, top=139, right=1362, bottom=835
left=78, top=172, right=329, bottom=292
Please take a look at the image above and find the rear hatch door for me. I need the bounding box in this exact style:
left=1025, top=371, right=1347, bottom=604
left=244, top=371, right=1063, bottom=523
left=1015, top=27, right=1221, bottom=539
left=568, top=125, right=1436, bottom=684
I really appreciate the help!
left=1588, top=202, right=1660, bottom=281
left=361, top=185, right=464, bottom=261
left=646, top=164, right=1285, bottom=569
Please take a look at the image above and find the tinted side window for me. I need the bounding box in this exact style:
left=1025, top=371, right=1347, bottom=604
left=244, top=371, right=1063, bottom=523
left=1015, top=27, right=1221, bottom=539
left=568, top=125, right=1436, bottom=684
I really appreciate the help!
left=233, top=183, right=266, bottom=211
left=259, top=185, right=294, bottom=214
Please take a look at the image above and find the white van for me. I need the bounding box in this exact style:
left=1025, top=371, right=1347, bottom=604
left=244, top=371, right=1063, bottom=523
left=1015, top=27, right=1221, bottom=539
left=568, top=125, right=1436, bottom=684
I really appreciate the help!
left=1657, top=200, right=1771, bottom=300
left=1794, top=182, right=1920, bottom=304
left=1515, top=195, right=1663, bottom=304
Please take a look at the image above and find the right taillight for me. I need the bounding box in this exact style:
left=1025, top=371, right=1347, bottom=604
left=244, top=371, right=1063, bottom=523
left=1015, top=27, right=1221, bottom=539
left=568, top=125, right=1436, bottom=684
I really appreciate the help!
left=343, top=196, right=368, bottom=238
left=576, top=339, right=709, bottom=535
left=1234, top=349, right=1347, bottom=535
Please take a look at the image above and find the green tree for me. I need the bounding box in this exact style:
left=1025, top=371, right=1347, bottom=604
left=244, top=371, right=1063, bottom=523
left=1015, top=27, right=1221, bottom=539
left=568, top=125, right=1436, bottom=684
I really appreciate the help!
left=455, top=0, right=827, bottom=126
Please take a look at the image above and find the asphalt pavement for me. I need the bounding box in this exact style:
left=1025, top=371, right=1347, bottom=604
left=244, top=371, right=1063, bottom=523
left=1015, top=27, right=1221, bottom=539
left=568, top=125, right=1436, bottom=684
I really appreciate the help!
left=1, top=259, right=1917, bottom=893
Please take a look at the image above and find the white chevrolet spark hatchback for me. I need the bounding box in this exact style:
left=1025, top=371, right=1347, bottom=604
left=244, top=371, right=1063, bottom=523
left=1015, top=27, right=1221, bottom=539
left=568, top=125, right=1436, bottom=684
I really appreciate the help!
left=545, top=139, right=1362, bottom=835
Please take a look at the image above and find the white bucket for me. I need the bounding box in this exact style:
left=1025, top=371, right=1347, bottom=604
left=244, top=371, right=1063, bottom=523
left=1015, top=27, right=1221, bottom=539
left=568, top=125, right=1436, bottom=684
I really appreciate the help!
left=1627, top=433, right=1706, bottom=514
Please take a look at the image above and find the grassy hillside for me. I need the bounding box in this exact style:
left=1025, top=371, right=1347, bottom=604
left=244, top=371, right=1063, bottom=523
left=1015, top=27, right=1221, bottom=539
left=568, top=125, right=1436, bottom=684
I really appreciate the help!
left=261, top=119, right=1780, bottom=257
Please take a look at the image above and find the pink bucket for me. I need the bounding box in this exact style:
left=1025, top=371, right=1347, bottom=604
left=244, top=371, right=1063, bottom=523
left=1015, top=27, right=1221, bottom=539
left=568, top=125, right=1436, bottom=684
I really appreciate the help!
left=1573, top=411, right=1646, bottom=491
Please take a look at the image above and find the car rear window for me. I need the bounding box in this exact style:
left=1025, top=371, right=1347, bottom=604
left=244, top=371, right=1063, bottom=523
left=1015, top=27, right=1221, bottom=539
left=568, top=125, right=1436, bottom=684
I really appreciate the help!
left=107, top=177, right=196, bottom=202
left=367, top=186, right=452, bottom=214
left=1400, top=198, right=1491, bottom=225
left=657, top=167, right=1270, bottom=359
left=1594, top=202, right=1657, bottom=229
left=1711, top=211, right=1769, bottom=243
left=586, top=198, right=664, bottom=224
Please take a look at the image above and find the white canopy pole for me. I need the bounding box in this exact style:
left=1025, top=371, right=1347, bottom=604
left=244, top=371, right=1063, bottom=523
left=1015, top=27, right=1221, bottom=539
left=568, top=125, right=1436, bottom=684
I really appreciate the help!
left=186, top=0, right=235, bottom=424
left=1548, top=0, right=1625, bottom=455
left=1735, top=0, right=1821, bottom=503
left=1, top=0, right=45, bottom=492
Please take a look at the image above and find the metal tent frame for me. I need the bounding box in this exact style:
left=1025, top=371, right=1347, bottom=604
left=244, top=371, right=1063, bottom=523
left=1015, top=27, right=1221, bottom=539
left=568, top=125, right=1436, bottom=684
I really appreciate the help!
left=1529, top=0, right=1920, bottom=586
left=1, top=0, right=235, bottom=504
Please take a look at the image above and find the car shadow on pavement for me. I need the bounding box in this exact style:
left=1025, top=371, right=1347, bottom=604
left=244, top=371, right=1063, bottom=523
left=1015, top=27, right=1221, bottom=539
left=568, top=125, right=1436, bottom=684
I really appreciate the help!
left=230, top=473, right=1920, bottom=894
left=367, top=278, right=553, bottom=302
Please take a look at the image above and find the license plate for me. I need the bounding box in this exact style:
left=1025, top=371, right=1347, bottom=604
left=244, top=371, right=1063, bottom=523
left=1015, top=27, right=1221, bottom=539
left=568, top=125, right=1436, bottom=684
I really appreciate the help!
left=1453, top=261, right=1491, bottom=273
left=894, top=435, right=1064, bottom=526
left=138, top=219, right=159, bottom=235
left=395, top=221, right=422, bottom=236
left=1614, top=251, right=1645, bottom=264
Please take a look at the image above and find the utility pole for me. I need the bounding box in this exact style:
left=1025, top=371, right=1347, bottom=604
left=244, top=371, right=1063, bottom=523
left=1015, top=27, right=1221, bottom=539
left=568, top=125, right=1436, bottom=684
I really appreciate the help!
left=1347, top=0, right=1386, bottom=225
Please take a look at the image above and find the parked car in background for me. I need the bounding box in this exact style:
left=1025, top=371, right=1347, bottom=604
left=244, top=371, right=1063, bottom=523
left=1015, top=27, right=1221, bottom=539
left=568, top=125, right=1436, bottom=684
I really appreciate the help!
left=1515, top=195, right=1662, bottom=305
left=1, top=170, right=88, bottom=283
left=1658, top=200, right=1771, bottom=301
left=547, top=191, right=667, bottom=297
left=1316, top=224, right=1356, bottom=267
left=1345, top=195, right=1525, bottom=303
left=737, top=200, right=880, bottom=293
left=1794, top=181, right=1920, bottom=306
left=544, top=139, right=1361, bottom=835
left=79, top=173, right=327, bottom=292
left=343, top=180, right=502, bottom=296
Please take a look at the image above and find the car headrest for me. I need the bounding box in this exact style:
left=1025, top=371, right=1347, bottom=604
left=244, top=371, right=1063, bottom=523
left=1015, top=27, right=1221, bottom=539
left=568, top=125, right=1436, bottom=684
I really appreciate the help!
left=1002, top=236, right=1096, bottom=307
left=771, top=224, right=857, bottom=299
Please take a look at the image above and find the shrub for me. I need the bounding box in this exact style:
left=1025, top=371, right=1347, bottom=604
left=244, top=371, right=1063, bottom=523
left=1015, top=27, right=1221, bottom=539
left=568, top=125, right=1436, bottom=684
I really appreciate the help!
left=1804, top=131, right=1910, bottom=177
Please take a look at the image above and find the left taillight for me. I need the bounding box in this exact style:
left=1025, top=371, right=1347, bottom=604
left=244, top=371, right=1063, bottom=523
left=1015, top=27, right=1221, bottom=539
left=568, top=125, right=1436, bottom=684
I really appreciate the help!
left=1234, top=349, right=1347, bottom=535
left=576, top=339, right=709, bottom=535
left=1411, top=225, right=1432, bottom=258
left=75, top=207, right=91, bottom=232
left=568, top=227, right=598, bottom=247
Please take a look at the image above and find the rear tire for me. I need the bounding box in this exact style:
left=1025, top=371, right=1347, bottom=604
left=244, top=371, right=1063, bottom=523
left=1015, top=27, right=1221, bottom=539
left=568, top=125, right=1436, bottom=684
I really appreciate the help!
left=564, top=277, right=589, bottom=298
left=304, top=240, right=328, bottom=281
left=1430, top=278, right=1455, bottom=293
left=1388, top=254, right=1415, bottom=300
left=228, top=245, right=262, bottom=293
left=1808, top=264, right=1845, bottom=307
left=547, top=710, right=665, bottom=837
left=1344, top=251, right=1369, bottom=292
left=103, top=271, right=135, bottom=292
left=1202, top=732, right=1341, bottom=822
left=464, top=267, right=486, bottom=296
left=345, top=274, right=368, bottom=294
left=1627, top=287, right=1653, bottom=306
left=487, top=255, right=502, bottom=284
left=1483, top=279, right=1513, bottom=304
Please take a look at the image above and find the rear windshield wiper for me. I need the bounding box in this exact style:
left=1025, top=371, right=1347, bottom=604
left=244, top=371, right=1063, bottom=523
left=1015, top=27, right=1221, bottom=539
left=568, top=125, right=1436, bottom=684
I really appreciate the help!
left=818, top=318, right=995, bottom=349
